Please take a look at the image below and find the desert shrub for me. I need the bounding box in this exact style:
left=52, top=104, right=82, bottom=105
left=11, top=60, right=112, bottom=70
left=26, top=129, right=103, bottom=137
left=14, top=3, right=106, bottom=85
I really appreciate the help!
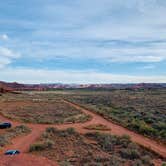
left=66, top=127, right=76, bottom=135
left=46, top=127, right=58, bottom=133
left=141, top=155, right=153, bottom=165
left=128, top=142, right=138, bottom=148
left=85, top=132, right=100, bottom=139
left=139, top=121, right=157, bottom=136
left=98, top=134, right=114, bottom=151
left=109, top=155, right=124, bottom=166
left=65, top=114, right=91, bottom=123
left=133, top=156, right=153, bottom=166
left=8, top=125, right=31, bottom=134
left=29, top=138, right=54, bottom=152
left=29, top=143, right=46, bottom=152
left=57, top=128, right=77, bottom=137
left=77, top=114, right=91, bottom=122
left=120, top=148, right=140, bottom=159
left=85, top=132, right=156, bottom=163
left=58, top=131, right=69, bottom=137
left=85, top=132, right=132, bottom=152
left=45, top=139, right=55, bottom=148
left=118, top=135, right=131, bottom=147
left=45, top=127, right=76, bottom=138
left=133, top=159, right=144, bottom=166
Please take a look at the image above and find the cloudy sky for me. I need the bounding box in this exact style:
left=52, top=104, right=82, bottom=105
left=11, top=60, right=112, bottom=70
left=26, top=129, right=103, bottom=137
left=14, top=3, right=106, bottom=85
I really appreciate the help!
left=0, top=0, right=166, bottom=83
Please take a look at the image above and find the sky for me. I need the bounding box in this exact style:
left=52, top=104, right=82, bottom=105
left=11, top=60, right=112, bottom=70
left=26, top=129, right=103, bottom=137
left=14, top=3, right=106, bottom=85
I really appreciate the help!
left=0, top=0, right=166, bottom=83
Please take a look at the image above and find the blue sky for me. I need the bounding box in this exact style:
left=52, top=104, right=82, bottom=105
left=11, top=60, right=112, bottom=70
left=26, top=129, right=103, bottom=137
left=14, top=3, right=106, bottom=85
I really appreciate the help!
left=0, top=0, right=166, bottom=83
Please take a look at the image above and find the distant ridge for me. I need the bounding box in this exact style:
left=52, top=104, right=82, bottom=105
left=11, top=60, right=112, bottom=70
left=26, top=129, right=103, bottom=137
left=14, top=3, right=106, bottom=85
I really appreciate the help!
left=0, top=81, right=13, bottom=93
left=0, top=81, right=166, bottom=91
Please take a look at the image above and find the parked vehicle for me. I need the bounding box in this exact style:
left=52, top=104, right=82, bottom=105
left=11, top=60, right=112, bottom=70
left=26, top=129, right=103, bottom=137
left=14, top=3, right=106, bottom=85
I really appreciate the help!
left=4, top=150, right=20, bottom=155
left=0, top=122, right=12, bottom=129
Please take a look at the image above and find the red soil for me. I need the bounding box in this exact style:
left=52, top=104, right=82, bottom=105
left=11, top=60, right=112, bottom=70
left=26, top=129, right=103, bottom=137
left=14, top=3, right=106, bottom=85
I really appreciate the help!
left=0, top=154, right=57, bottom=166
left=0, top=100, right=165, bottom=166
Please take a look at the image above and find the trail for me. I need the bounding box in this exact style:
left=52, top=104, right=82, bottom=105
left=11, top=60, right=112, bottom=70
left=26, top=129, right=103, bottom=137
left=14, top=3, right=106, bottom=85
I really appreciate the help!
left=0, top=100, right=165, bottom=166
left=0, top=116, right=58, bottom=166
left=1, top=126, right=45, bottom=153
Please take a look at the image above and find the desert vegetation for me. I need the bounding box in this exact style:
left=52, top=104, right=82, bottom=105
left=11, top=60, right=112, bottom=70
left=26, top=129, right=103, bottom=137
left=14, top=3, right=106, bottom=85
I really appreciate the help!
left=29, top=127, right=163, bottom=166
left=64, top=89, right=166, bottom=143
left=0, top=91, right=165, bottom=165
left=0, top=93, right=91, bottom=124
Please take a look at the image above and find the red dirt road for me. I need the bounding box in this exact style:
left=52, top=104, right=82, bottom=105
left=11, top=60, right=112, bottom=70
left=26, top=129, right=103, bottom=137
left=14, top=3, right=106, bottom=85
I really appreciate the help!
left=0, top=100, right=165, bottom=166
left=1, top=126, right=45, bottom=153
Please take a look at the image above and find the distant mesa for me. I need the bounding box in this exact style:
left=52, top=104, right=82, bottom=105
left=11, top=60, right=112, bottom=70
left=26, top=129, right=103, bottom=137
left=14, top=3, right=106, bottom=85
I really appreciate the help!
left=0, top=81, right=166, bottom=91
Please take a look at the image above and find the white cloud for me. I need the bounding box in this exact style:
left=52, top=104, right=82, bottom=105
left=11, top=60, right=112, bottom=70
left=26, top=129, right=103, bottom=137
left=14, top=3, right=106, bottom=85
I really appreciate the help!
left=0, top=47, right=20, bottom=58
left=90, top=47, right=166, bottom=63
left=0, top=57, right=11, bottom=68
left=1, top=0, right=166, bottom=78
left=0, top=47, right=21, bottom=68
left=0, top=34, right=9, bottom=40
left=33, top=0, right=166, bottom=41
left=16, top=40, right=166, bottom=63
left=0, top=68, right=165, bottom=83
